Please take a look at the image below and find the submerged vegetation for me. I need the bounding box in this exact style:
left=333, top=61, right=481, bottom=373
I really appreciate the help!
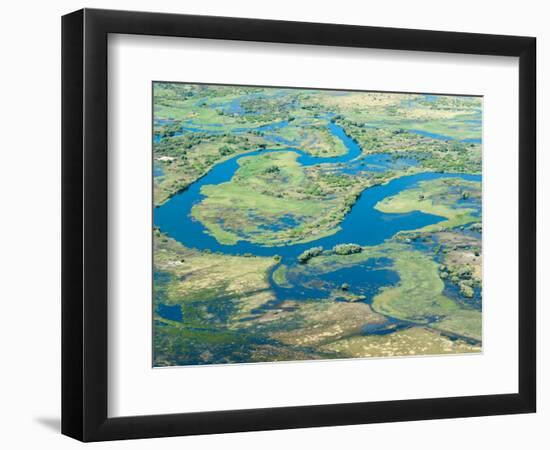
left=153, top=82, right=483, bottom=366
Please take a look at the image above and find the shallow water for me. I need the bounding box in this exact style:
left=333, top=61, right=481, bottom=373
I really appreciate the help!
left=157, top=303, right=183, bottom=322
left=154, top=119, right=481, bottom=309
left=153, top=164, right=164, bottom=177
left=271, top=257, right=400, bottom=303
left=154, top=128, right=480, bottom=260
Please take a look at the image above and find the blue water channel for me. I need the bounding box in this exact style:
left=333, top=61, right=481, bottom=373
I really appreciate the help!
left=153, top=119, right=291, bottom=143
left=409, top=129, right=482, bottom=144
left=154, top=120, right=481, bottom=320
left=154, top=121, right=480, bottom=260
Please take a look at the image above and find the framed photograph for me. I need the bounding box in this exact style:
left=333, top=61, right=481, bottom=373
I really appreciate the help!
left=62, top=8, right=536, bottom=442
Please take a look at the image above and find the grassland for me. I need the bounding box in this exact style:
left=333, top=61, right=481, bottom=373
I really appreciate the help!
left=154, top=83, right=286, bottom=130
left=317, top=92, right=482, bottom=141
left=272, top=264, right=290, bottom=287
left=388, top=227, right=482, bottom=305
left=154, top=233, right=306, bottom=366
left=154, top=132, right=273, bottom=205
left=154, top=234, right=377, bottom=364
left=375, top=178, right=481, bottom=231
left=154, top=231, right=277, bottom=312
left=263, top=301, right=387, bottom=348
left=191, top=151, right=367, bottom=245
left=154, top=116, right=349, bottom=208
left=154, top=84, right=482, bottom=209
left=154, top=232, right=481, bottom=365
left=264, top=120, right=348, bottom=156
left=320, top=327, right=480, bottom=358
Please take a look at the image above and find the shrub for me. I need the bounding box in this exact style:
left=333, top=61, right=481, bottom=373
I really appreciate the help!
left=332, top=243, right=362, bottom=255
left=263, top=165, right=280, bottom=174
left=297, top=246, right=323, bottom=264
left=459, top=282, right=474, bottom=298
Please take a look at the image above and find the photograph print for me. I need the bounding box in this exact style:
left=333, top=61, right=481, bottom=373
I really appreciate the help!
left=152, top=82, right=482, bottom=367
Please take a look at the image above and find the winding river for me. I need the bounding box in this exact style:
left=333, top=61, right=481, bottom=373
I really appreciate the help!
left=154, top=121, right=481, bottom=261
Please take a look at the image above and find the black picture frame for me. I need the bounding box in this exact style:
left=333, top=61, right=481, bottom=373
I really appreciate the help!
left=62, top=8, right=536, bottom=442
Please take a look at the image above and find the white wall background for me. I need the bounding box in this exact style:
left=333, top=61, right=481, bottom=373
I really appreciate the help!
left=0, top=0, right=546, bottom=448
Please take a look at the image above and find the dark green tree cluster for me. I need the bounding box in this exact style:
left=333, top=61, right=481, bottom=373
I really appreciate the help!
left=297, top=246, right=323, bottom=263
left=332, top=243, right=362, bottom=255
left=218, top=145, right=235, bottom=156
left=263, top=165, right=280, bottom=174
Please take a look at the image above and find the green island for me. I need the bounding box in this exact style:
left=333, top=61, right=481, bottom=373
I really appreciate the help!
left=153, top=83, right=483, bottom=366
left=191, top=151, right=366, bottom=245
left=375, top=178, right=481, bottom=231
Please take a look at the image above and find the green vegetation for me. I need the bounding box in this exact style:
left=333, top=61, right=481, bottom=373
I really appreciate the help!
left=334, top=119, right=481, bottom=175
left=153, top=88, right=352, bottom=206
left=269, top=121, right=348, bottom=156
left=300, top=242, right=481, bottom=342
left=265, top=301, right=387, bottom=348
left=154, top=83, right=284, bottom=130
left=321, top=92, right=481, bottom=141
left=375, top=178, right=481, bottom=231
left=153, top=83, right=483, bottom=366
left=333, top=243, right=362, bottom=255
left=298, top=246, right=324, bottom=264
left=153, top=233, right=307, bottom=366
left=320, top=327, right=480, bottom=358
left=272, top=264, right=290, bottom=287
left=154, top=232, right=481, bottom=365
left=153, top=131, right=273, bottom=205
left=192, top=151, right=366, bottom=246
